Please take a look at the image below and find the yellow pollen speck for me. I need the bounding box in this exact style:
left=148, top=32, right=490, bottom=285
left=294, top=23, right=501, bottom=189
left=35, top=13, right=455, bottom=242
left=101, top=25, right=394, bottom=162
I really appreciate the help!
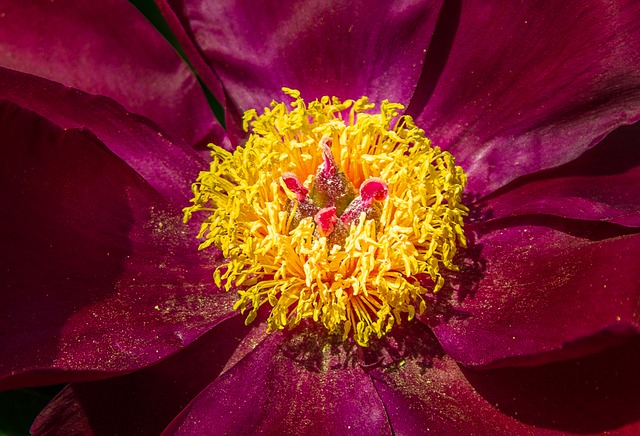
left=184, top=88, right=468, bottom=346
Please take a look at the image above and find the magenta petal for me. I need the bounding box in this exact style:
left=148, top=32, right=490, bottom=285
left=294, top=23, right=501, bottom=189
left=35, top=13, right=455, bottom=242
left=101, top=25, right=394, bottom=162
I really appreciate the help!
left=0, top=0, right=220, bottom=146
left=161, top=0, right=443, bottom=139
left=474, top=124, right=640, bottom=227
left=154, top=0, right=227, bottom=109
left=372, top=352, right=527, bottom=433
left=164, top=332, right=391, bottom=435
left=475, top=123, right=640, bottom=227
left=412, top=0, right=640, bottom=196
left=0, top=101, right=235, bottom=389
left=31, top=315, right=261, bottom=435
left=372, top=335, right=640, bottom=434
left=0, top=67, right=205, bottom=206
left=431, top=221, right=640, bottom=368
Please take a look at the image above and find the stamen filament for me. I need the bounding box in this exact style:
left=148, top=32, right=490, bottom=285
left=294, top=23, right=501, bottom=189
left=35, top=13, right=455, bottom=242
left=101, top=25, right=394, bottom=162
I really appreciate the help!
left=184, top=89, right=467, bottom=346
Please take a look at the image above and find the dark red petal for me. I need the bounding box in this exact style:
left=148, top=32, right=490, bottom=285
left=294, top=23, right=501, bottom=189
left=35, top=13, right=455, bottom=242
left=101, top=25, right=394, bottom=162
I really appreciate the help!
left=430, top=219, right=640, bottom=368
left=0, top=0, right=220, bottom=146
left=0, top=101, right=234, bottom=389
left=372, top=327, right=640, bottom=434
left=461, top=336, right=640, bottom=434
left=0, top=67, right=204, bottom=206
left=370, top=327, right=529, bottom=434
left=163, top=331, right=391, bottom=435
left=474, top=122, right=640, bottom=227
left=158, top=0, right=444, bottom=140
left=411, top=0, right=640, bottom=197
left=31, top=315, right=264, bottom=435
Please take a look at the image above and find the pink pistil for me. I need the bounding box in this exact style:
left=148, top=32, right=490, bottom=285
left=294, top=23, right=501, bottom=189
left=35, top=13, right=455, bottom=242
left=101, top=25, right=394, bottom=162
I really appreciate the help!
left=281, top=172, right=308, bottom=202
left=359, top=178, right=389, bottom=206
left=340, top=178, right=389, bottom=226
left=314, top=206, right=338, bottom=236
left=320, top=137, right=336, bottom=176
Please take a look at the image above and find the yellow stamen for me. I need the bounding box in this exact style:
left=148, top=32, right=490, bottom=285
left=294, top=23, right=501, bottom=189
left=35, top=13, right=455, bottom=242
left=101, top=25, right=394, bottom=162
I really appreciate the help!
left=184, top=88, right=468, bottom=346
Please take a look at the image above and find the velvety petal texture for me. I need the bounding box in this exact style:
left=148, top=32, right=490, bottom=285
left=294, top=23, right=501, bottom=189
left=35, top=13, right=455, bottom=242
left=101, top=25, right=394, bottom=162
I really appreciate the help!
left=0, top=67, right=204, bottom=206
left=431, top=220, right=640, bottom=368
left=370, top=333, right=530, bottom=434
left=157, top=0, right=443, bottom=140
left=31, top=315, right=261, bottom=435
left=411, top=0, right=640, bottom=196
left=0, top=0, right=219, bottom=146
left=2, top=0, right=640, bottom=433
left=372, top=330, right=640, bottom=434
left=0, top=96, right=234, bottom=390
left=164, top=331, right=391, bottom=435
left=475, top=122, right=640, bottom=227
left=153, top=0, right=227, bottom=108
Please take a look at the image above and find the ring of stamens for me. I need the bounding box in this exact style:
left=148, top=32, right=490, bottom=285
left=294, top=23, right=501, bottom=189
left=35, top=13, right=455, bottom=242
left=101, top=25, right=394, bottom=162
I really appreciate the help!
left=184, top=88, right=468, bottom=346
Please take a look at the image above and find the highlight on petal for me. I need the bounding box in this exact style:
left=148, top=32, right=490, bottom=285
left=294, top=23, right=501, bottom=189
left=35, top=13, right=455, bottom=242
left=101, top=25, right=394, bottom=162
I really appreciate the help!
left=0, top=99, right=234, bottom=390
left=157, top=0, right=444, bottom=140
left=31, top=315, right=261, bottom=435
left=0, top=0, right=220, bottom=146
left=370, top=332, right=530, bottom=434
left=412, top=0, right=640, bottom=196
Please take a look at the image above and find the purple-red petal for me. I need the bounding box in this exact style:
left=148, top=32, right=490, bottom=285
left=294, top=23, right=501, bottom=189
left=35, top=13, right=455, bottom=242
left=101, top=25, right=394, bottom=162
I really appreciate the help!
left=31, top=315, right=260, bottom=435
left=0, top=0, right=220, bottom=146
left=461, top=336, right=640, bottom=434
left=372, top=329, right=640, bottom=434
left=411, top=0, right=640, bottom=197
left=0, top=67, right=204, bottom=206
left=163, top=331, right=391, bottom=435
left=0, top=100, right=234, bottom=389
left=158, top=0, right=443, bottom=141
left=430, top=220, right=640, bottom=368
left=371, top=347, right=529, bottom=433
left=474, top=122, right=640, bottom=227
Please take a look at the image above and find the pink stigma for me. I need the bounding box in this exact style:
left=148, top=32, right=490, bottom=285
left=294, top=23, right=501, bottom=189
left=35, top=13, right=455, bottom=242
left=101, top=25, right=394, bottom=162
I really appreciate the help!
left=314, top=206, right=338, bottom=236
left=281, top=172, right=308, bottom=202
left=359, top=178, right=388, bottom=206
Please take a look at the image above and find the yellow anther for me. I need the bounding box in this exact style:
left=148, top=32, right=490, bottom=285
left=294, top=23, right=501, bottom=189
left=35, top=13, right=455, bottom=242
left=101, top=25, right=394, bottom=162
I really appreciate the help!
left=184, top=89, right=468, bottom=346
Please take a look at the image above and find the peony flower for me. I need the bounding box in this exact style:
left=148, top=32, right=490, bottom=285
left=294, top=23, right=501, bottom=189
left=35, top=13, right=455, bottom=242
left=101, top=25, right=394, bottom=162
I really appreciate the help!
left=2, top=0, right=640, bottom=434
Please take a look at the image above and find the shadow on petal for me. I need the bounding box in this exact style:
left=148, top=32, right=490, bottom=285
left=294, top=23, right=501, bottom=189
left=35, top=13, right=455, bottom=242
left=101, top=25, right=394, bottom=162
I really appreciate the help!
left=474, top=214, right=640, bottom=242
left=417, top=227, right=486, bottom=327
left=32, top=314, right=257, bottom=435
left=406, top=0, right=462, bottom=117
left=473, top=122, right=640, bottom=227
left=0, top=102, right=135, bottom=388
left=279, top=316, right=446, bottom=376
left=462, top=336, right=640, bottom=433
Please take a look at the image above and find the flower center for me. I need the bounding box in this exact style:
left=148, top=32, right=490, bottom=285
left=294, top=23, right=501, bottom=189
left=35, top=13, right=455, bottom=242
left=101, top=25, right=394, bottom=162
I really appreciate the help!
left=184, top=88, right=468, bottom=346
